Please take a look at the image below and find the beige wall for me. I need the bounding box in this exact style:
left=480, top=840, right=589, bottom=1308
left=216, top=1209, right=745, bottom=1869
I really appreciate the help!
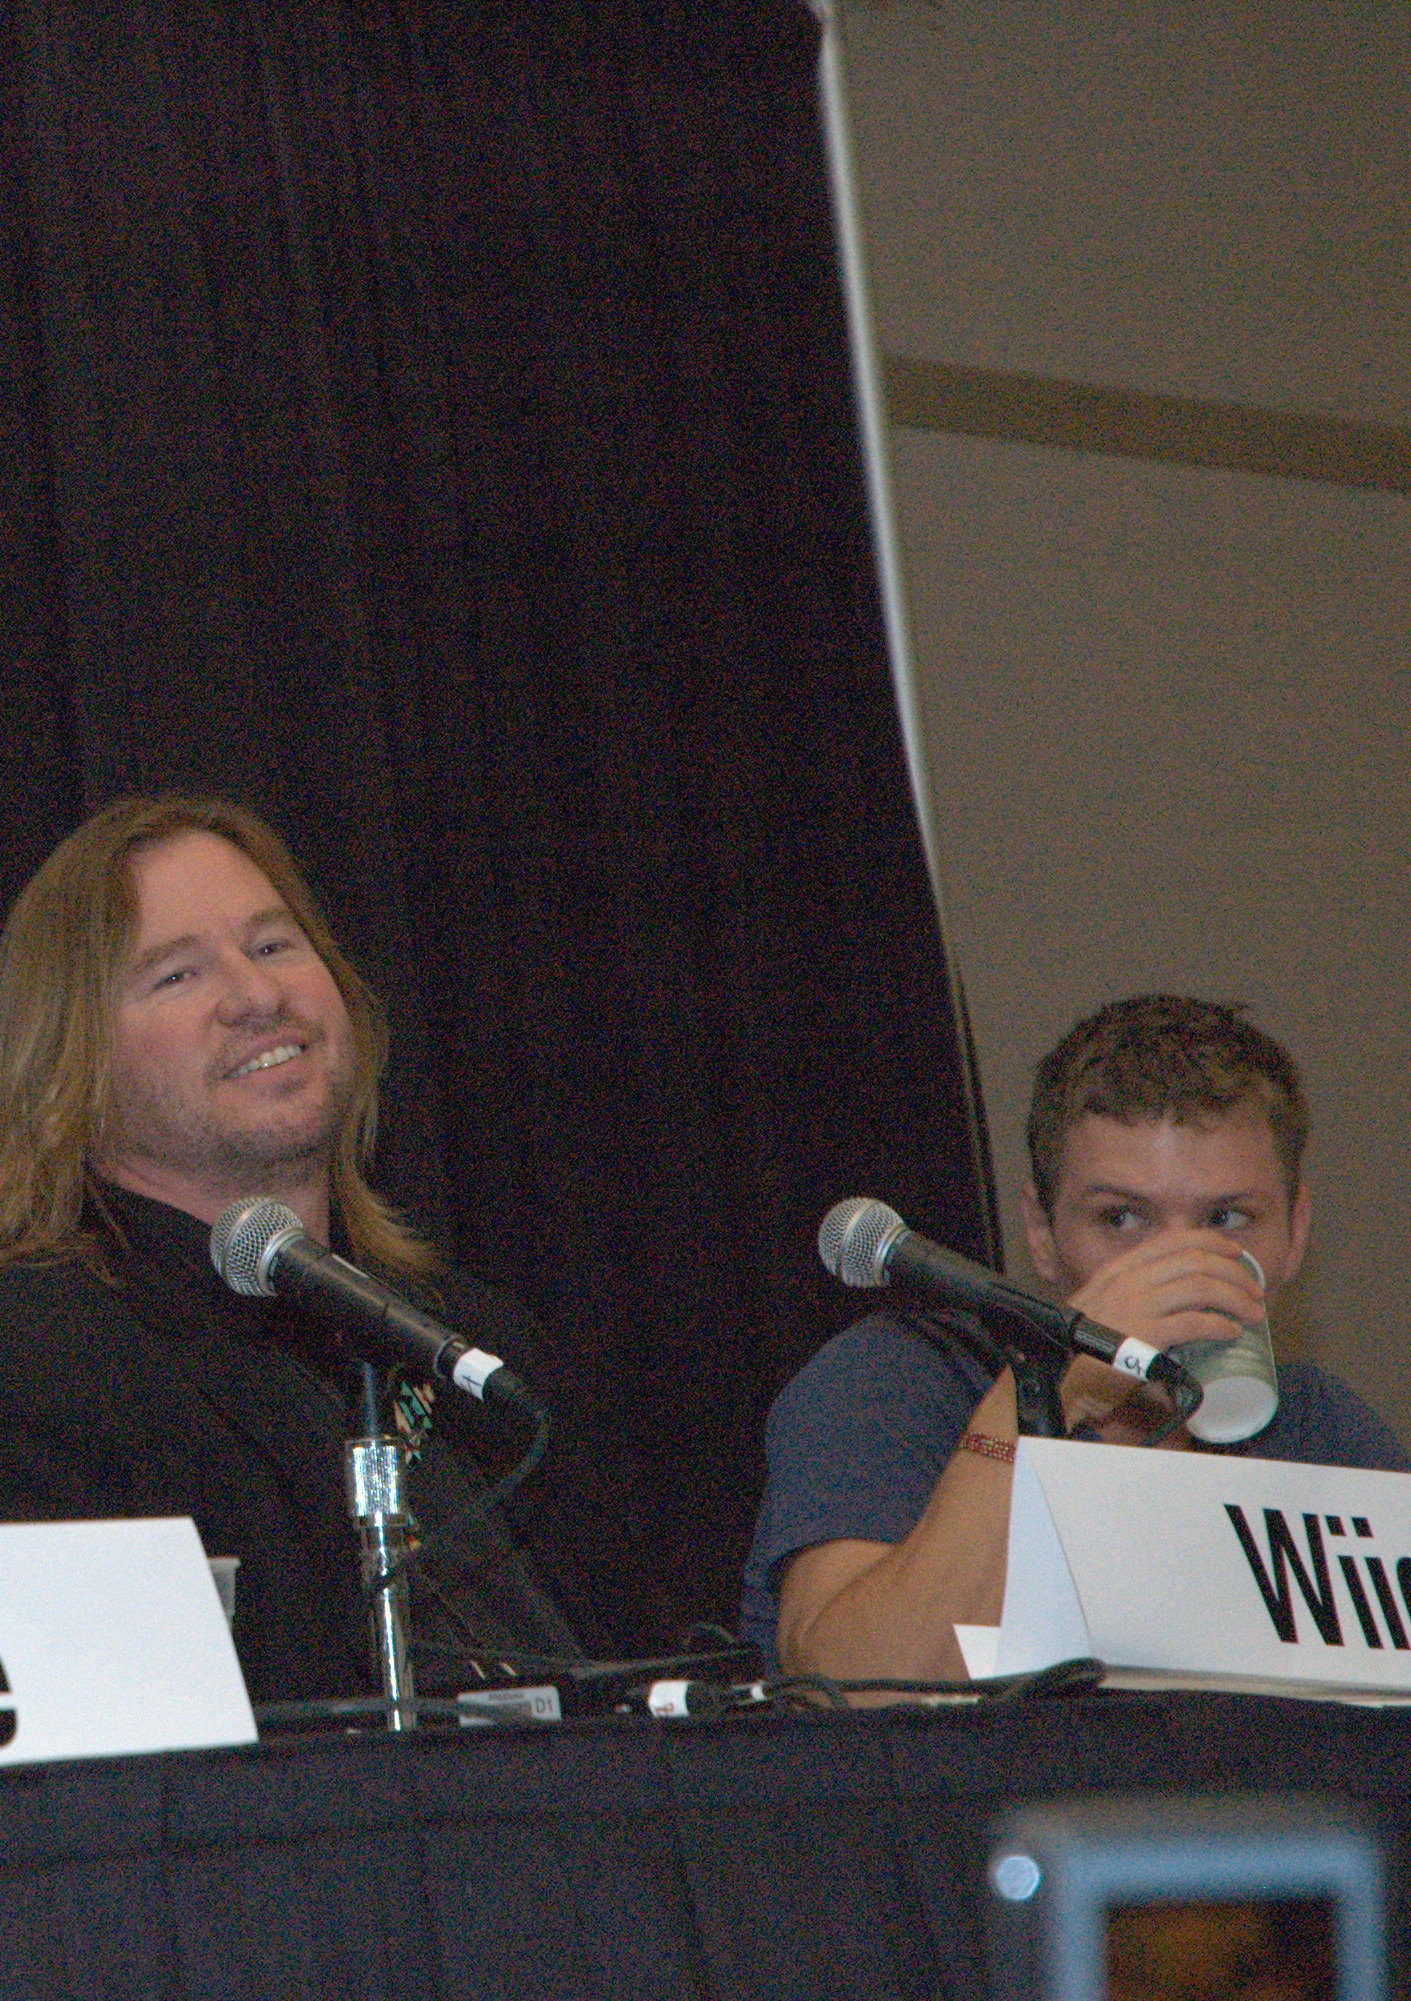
left=838, top=3, right=1411, bottom=1434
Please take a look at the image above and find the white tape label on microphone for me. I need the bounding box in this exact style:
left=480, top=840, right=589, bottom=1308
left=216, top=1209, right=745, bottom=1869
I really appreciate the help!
left=1110, top=1337, right=1162, bottom=1381
left=645, top=1680, right=693, bottom=1718
left=450, top=1347, right=503, bottom=1400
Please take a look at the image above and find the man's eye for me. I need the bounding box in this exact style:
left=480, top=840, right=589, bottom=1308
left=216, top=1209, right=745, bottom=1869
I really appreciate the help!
left=1097, top=1207, right=1141, bottom=1231
left=1209, top=1207, right=1252, bottom=1231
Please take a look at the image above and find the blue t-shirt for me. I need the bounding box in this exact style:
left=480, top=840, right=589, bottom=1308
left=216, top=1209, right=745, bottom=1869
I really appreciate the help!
left=739, top=1308, right=1411, bottom=1664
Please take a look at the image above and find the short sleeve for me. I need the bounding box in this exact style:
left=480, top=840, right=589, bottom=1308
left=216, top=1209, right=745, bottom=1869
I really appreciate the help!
left=739, top=1311, right=992, bottom=1659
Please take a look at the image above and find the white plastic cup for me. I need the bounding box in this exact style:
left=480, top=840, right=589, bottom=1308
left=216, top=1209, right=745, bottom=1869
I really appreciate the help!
left=1174, top=1249, right=1279, bottom=1444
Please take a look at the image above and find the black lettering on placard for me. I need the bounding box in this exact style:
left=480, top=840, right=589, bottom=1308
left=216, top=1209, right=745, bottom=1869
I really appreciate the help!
left=1225, top=1506, right=1343, bottom=1645
left=1337, top=1556, right=1383, bottom=1647
left=0, top=1653, right=13, bottom=1745
left=1365, top=1559, right=1409, bottom=1648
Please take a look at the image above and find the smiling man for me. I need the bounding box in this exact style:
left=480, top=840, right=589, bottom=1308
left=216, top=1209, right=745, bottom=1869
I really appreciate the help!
left=92, top=827, right=359, bottom=1240
left=0, top=795, right=599, bottom=1703
left=740, top=996, right=1409, bottom=1686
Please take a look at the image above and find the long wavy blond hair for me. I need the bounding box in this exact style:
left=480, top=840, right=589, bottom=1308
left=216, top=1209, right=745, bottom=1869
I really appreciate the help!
left=0, top=795, right=433, bottom=1278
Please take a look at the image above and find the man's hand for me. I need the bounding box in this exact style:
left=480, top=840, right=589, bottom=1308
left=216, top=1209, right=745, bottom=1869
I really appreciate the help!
left=1058, top=1230, right=1264, bottom=1441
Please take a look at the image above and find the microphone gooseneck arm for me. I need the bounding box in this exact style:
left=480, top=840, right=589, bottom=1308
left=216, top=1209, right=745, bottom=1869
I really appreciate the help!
left=209, top=1198, right=544, bottom=1423
left=817, top=1196, right=1203, bottom=1436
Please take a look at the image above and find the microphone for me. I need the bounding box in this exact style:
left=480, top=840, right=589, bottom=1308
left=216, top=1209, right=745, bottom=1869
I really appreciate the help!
left=818, top=1196, right=1192, bottom=1394
left=210, top=1197, right=540, bottom=1418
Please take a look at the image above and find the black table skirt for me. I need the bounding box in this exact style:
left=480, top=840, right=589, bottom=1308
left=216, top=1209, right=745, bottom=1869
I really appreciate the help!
left=0, top=1693, right=1406, bottom=1999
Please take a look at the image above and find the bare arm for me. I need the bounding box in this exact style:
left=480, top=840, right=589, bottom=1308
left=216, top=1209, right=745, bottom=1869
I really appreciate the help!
left=777, top=1365, right=1017, bottom=1684
left=776, top=1233, right=1262, bottom=1687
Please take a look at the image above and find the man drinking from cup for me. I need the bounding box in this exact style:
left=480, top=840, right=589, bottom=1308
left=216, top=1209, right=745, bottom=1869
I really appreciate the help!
left=741, top=995, right=1409, bottom=1685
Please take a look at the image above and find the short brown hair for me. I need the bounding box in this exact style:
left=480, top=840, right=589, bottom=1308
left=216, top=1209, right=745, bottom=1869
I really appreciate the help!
left=0, top=794, right=431, bottom=1276
left=1026, top=995, right=1308, bottom=1217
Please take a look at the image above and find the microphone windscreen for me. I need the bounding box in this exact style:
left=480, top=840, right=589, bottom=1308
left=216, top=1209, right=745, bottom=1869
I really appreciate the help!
left=210, top=1196, right=303, bottom=1296
left=817, top=1196, right=903, bottom=1288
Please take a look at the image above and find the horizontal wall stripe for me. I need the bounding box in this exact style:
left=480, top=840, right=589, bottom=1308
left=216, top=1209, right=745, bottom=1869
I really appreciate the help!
left=885, top=357, right=1411, bottom=495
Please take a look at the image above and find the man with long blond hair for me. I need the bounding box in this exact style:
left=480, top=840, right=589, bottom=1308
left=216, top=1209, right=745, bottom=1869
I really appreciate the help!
left=0, top=795, right=591, bottom=1702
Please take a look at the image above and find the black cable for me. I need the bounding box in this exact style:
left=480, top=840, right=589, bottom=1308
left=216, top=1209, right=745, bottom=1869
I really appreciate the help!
left=770, top=1655, right=1107, bottom=1708
left=254, top=1694, right=466, bottom=1729
left=1138, top=1370, right=1206, bottom=1449
left=762, top=1673, right=852, bottom=1712
left=373, top=1398, right=550, bottom=1610
left=252, top=1652, right=1110, bottom=1738
left=473, top=1403, right=551, bottom=1511
left=978, top=1655, right=1107, bottom=1701
left=412, top=1400, right=550, bottom=1566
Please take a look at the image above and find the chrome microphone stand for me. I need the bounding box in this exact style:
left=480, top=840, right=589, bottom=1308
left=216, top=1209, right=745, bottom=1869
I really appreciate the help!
left=345, top=1361, right=418, bottom=1731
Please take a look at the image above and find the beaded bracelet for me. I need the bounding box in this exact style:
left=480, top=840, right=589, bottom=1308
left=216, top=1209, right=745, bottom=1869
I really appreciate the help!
left=958, top=1431, right=1016, bottom=1465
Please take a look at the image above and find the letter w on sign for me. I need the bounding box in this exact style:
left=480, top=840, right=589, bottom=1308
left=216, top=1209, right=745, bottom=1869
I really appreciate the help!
left=1225, top=1506, right=1344, bottom=1646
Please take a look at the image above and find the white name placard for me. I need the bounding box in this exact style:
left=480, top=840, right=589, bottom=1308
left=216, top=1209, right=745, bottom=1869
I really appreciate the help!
left=994, top=1440, right=1411, bottom=1697
left=0, top=1518, right=257, bottom=1766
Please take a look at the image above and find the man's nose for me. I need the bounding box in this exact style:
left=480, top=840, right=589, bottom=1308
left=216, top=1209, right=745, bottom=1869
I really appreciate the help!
left=213, top=950, right=285, bottom=1020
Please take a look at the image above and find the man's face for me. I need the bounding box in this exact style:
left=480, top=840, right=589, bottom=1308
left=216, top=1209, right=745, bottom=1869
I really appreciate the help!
left=1023, top=1105, right=1312, bottom=1306
left=95, top=830, right=357, bottom=1219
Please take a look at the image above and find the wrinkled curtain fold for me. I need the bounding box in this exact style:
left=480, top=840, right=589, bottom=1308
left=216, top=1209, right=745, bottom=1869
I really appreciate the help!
left=0, top=0, right=993, bottom=1642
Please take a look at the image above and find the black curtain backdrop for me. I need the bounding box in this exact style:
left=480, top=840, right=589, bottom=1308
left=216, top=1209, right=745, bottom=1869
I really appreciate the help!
left=0, top=0, right=996, bottom=1647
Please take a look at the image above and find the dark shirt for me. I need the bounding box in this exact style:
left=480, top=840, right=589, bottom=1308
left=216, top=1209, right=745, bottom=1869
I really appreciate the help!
left=0, top=1188, right=589, bottom=1703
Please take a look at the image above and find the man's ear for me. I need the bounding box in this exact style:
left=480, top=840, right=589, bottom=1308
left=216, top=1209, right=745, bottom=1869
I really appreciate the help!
left=1283, top=1178, right=1313, bottom=1283
left=1020, top=1179, right=1062, bottom=1286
